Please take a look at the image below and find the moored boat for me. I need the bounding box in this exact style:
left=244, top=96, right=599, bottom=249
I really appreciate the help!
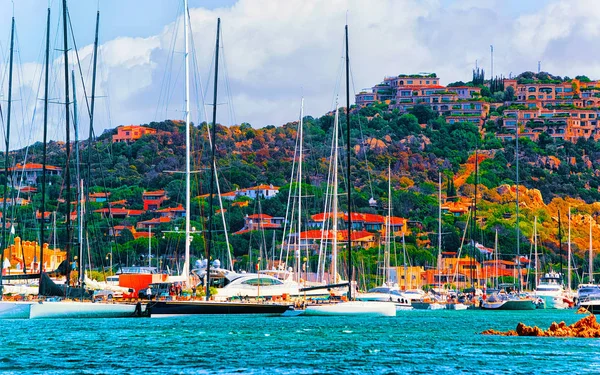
left=0, top=301, right=34, bottom=319
left=146, top=300, right=289, bottom=316
left=303, top=301, right=396, bottom=317
left=29, top=300, right=141, bottom=319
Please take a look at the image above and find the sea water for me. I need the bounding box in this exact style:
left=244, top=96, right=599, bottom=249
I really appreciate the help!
left=0, top=309, right=598, bottom=374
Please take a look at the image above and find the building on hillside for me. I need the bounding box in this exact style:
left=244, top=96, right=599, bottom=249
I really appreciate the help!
left=35, top=211, right=52, bottom=222
left=93, top=208, right=144, bottom=219
left=109, top=225, right=154, bottom=240
left=143, top=190, right=167, bottom=211
left=309, top=212, right=409, bottom=236
left=389, top=266, right=426, bottom=290
left=198, top=184, right=280, bottom=201
left=446, top=86, right=482, bottom=99
left=156, top=205, right=186, bottom=219
left=136, top=216, right=171, bottom=230
left=112, top=125, right=157, bottom=143
left=441, top=201, right=470, bottom=216
left=0, top=197, right=30, bottom=207
left=2, top=237, right=65, bottom=274
left=233, top=214, right=284, bottom=235
left=89, top=192, right=110, bottom=203
left=287, top=229, right=377, bottom=251
left=3, top=163, right=62, bottom=186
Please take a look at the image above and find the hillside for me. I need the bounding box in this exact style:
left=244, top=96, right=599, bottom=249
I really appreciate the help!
left=6, top=79, right=600, bottom=287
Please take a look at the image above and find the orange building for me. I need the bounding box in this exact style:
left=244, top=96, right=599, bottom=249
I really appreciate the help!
left=143, top=190, right=167, bottom=211
left=112, top=125, right=157, bottom=143
left=2, top=237, right=66, bottom=274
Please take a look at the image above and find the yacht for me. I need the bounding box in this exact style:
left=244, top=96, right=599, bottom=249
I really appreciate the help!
left=356, top=286, right=413, bottom=311
left=577, top=293, right=600, bottom=314
left=577, top=284, right=600, bottom=303
left=481, top=291, right=537, bottom=310
left=535, top=271, right=572, bottom=309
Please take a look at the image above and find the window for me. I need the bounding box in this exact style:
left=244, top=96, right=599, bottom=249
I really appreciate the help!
left=407, top=80, right=413, bottom=84
left=241, top=278, right=283, bottom=286
left=426, top=80, right=430, bottom=84
left=524, top=114, right=531, bottom=119
left=556, top=88, right=563, bottom=93
left=538, top=95, right=544, bottom=99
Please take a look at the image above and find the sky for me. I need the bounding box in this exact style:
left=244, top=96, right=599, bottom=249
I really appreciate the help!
left=1, top=0, right=599, bottom=149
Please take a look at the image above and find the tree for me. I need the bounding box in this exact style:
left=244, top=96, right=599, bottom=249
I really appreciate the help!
left=503, top=86, right=515, bottom=102
left=408, top=105, right=437, bottom=124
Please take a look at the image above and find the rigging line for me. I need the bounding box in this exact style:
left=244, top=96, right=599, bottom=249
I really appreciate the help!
left=153, top=3, right=181, bottom=121
left=349, top=63, right=374, bottom=200
left=67, top=9, right=92, bottom=119
left=218, top=29, right=236, bottom=125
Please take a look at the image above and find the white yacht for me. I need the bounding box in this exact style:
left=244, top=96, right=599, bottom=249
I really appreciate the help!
left=535, top=271, right=570, bottom=309
left=356, top=286, right=412, bottom=311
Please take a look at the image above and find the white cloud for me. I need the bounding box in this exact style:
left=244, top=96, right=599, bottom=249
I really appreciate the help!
left=2, top=0, right=600, bottom=149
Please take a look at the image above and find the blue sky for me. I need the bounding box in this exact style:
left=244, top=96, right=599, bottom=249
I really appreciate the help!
left=0, top=0, right=598, bottom=147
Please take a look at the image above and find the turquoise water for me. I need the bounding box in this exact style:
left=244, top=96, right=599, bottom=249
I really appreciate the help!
left=0, top=309, right=598, bottom=374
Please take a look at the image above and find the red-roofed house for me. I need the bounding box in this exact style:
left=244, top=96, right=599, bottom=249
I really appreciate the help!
left=136, top=216, right=171, bottom=230
left=289, top=229, right=376, bottom=250
left=89, top=192, right=110, bottom=203
left=36, top=211, right=52, bottom=222
left=112, top=125, right=157, bottom=143
left=93, top=208, right=145, bottom=219
left=198, top=185, right=279, bottom=201
left=143, top=190, right=167, bottom=211
left=309, top=212, right=408, bottom=235
left=4, top=163, right=62, bottom=185
left=109, top=225, right=155, bottom=240
left=156, top=205, right=186, bottom=219
left=233, top=214, right=285, bottom=235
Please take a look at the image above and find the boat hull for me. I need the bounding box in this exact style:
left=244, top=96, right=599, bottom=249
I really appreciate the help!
left=29, top=301, right=139, bottom=319
left=446, top=303, right=468, bottom=310
left=481, top=299, right=536, bottom=310
left=303, top=301, right=396, bottom=317
left=147, top=301, right=290, bottom=316
left=578, top=302, right=600, bottom=314
left=0, top=301, right=33, bottom=319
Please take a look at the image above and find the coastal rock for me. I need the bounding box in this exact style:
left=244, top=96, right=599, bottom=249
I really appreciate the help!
left=482, top=314, right=600, bottom=338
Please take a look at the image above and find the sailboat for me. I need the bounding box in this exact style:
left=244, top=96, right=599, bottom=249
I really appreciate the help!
left=303, top=24, right=395, bottom=317
left=356, top=164, right=412, bottom=311
left=481, top=124, right=536, bottom=311
left=0, top=2, right=140, bottom=319
left=145, top=5, right=288, bottom=316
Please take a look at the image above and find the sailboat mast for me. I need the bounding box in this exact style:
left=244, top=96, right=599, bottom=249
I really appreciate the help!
left=183, top=0, right=191, bottom=283
left=86, top=10, right=100, bottom=272
left=332, top=105, right=339, bottom=284
left=205, top=17, right=221, bottom=301
left=590, top=216, right=593, bottom=283
left=62, top=0, right=73, bottom=288
left=345, top=24, right=352, bottom=300
left=438, top=172, right=442, bottom=290
left=515, top=122, right=521, bottom=292
left=567, top=207, right=572, bottom=291
left=39, top=8, right=51, bottom=290
left=72, top=69, right=83, bottom=286
left=494, top=229, right=498, bottom=289
left=534, top=216, right=538, bottom=288
left=297, top=98, right=304, bottom=283
left=0, top=17, right=15, bottom=297
left=386, top=163, right=391, bottom=285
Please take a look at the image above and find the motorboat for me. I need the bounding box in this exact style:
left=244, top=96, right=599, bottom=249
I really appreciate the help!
left=481, top=291, right=537, bottom=310
left=577, top=284, right=600, bottom=303
left=535, top=271, right=571, bottom=309
left=578, top=293, right=600, bottom=314
left=356, top=286, right=412, bottom=311
left=303, top=301, right=396, bottom=317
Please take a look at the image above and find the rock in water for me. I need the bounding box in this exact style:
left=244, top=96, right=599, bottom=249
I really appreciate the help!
left=482, top=314, right=600, bottom=338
